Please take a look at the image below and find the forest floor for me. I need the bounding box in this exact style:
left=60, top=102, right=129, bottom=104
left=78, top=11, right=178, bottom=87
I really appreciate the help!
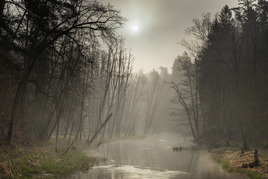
left=0, top=138, right=106, bottom=178
left=210, top=147, right=268, bottom=179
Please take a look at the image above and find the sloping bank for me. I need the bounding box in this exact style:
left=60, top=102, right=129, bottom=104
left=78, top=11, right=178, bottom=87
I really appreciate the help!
left=0, top=141, right=104, bottom=178
left=211, top=148, right=268, bottom=179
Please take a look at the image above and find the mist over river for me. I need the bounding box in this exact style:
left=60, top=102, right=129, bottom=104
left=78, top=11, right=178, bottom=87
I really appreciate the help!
left=61, top=133, right=246, bottom=179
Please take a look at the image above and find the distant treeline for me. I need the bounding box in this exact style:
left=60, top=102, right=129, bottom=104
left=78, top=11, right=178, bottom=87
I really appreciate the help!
left=172, top=0, right=268, bottom=149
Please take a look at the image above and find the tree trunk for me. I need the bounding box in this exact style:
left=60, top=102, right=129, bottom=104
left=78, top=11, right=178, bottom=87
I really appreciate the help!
left=65, top=122, right=74, bottom=151
left=87, top=113, right=113, bottom=147
left=65, top=116, right=87, bottom=153
left=200, top=97, right=206, bottom=136
left=7, top=82, right=26, bottom=144
left=55, top=116, right=60, bottom=153
left=0, top=0, right=5, bottom=18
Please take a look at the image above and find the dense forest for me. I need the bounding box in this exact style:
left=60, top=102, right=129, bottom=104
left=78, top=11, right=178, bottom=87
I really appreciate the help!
left=2, top=0, right=268, bottom=178
left=171, top=0, right=268, bottom=150
left=0, top=0, right=173, bottom=153
left=1, top=0, right=268, bottom=153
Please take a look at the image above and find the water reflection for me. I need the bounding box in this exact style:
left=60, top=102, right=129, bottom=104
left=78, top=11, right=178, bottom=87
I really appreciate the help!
left=85, top=165, right=189, bottom=179
left=65, top=133, right=246, bottom=179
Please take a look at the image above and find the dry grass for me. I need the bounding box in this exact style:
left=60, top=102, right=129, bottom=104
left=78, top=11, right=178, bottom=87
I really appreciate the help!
left=214, top=148, right=268, bottom=179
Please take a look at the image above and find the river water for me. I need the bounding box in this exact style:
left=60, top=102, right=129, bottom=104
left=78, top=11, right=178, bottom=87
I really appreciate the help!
left=64, top=133, right=246, bottom=179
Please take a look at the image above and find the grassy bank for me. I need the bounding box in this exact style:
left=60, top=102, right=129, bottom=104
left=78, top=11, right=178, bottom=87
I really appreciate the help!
left=212, top=148, right=268, bottom=179
left=0, top=140, right=100, bottom=178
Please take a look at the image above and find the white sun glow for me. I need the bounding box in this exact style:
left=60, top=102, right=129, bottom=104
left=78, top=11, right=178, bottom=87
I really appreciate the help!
left=130, top=24, right=140, bottom=34
left=133, top=25, right=139, bottom=31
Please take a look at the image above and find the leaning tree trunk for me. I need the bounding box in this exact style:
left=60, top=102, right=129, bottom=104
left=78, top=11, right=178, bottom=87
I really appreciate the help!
left=87, top=113, right=113, bottom=147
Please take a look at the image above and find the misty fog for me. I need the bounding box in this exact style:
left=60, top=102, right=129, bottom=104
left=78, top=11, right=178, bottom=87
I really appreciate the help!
left=0, top=0, right=268, bottom=179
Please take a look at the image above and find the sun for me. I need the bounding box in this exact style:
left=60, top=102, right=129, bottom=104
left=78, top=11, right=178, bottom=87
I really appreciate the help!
left=130, top=24, right=140, bottom=34
left=133, top=25, right=139, bottom=31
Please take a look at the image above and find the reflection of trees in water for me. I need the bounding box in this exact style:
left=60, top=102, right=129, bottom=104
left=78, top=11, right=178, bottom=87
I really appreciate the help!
left=145, top=147, right=155, bottom=167
left=186, top=152, right=200, bottom=174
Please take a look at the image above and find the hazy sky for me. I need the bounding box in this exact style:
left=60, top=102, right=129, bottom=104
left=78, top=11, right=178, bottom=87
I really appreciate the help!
left=101, top=0, right=238, bottom=73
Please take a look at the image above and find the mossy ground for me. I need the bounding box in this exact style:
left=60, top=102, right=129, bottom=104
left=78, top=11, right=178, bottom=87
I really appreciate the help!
left=213, top=155, right=234, bottom=173
left=0, top=139, right=98, bottom=178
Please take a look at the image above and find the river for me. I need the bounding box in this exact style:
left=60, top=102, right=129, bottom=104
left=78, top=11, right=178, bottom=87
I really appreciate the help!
left=63, top=133, right=246, bottom=179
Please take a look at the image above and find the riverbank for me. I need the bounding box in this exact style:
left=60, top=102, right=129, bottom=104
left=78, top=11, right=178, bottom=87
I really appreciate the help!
left=211, top=147, right=268, bottom=179
left=0, top=139, right=102, bottom=178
